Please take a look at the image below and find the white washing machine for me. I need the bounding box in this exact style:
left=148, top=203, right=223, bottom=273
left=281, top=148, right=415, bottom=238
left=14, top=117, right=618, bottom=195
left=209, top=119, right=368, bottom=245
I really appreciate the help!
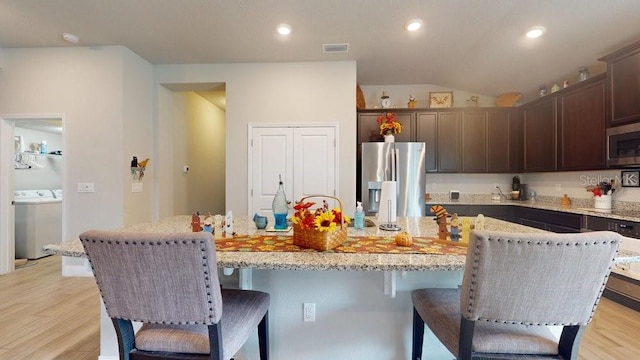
left=14, top=190, right=62, bottom=259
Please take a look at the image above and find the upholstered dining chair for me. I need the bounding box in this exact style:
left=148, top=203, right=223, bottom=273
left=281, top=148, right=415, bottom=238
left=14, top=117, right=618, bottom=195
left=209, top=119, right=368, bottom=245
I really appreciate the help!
left=412, top=230, right=622, bottom=360
left=80, top=230, right=269, bottom=360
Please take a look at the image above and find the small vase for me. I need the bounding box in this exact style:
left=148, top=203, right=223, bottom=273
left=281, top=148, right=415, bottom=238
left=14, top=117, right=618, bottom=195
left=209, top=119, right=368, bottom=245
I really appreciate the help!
left=384, top=134, right=395, bottom=143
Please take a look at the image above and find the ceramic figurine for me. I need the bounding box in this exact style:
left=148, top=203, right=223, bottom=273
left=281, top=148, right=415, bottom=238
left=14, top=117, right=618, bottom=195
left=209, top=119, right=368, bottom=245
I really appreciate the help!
left=407, top=94, right=417, bottom=108
left=449, top=213, right=460, bottom=241
left=203, top=212, right=213, bottom=233
left=191, top=213, right=201, bottom=232
left=430, top=205, right=450, bottom=240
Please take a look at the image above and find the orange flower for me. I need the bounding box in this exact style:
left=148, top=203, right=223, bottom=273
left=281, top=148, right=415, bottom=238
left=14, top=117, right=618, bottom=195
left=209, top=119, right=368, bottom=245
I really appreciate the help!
left=291, top=200, right=351, bottom=231
left=376, top=112, right=402, bottom=135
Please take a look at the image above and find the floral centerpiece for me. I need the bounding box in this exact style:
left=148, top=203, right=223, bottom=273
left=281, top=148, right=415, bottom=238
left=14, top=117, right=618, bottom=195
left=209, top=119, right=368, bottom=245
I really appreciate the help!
left=377, top=112, right=402, bottom=136
left=291, top=196, right=351, bottom=250
left=291, top=199, right=350, bottom=232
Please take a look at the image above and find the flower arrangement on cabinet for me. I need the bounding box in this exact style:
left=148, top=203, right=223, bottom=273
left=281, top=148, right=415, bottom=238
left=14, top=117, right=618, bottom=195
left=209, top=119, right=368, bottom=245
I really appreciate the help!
left=291, top=200, right=351, bottom=232
left=377, top=112, right=402, bottom=135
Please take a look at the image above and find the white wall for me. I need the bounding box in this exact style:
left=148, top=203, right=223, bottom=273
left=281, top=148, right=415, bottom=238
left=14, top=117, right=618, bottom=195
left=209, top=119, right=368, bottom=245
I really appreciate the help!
left=14, top=127, right=63, bottom=190
left=169, top=91, right=226, bottom=216
left=360, top=84, right=499, bottom=109
left=0, top=46, right=154, bottom=254
left=155, top=62, right=357, bottom=216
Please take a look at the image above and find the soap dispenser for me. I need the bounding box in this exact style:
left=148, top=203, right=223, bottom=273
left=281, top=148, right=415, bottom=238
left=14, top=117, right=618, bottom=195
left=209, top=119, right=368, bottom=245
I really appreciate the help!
left=354, top=201, right=364, bottom=229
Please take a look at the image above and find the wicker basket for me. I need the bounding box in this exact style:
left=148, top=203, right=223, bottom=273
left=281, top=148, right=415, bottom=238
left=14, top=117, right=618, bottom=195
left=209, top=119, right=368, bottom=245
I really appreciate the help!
left=292, top=195, right=348, bottom=251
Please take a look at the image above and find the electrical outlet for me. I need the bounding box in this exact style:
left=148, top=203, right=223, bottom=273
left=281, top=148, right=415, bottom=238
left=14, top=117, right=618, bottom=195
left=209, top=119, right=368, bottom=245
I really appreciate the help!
left=303, top=303, right=315, bottom=322
left=555, top=184, right=562, bottom=192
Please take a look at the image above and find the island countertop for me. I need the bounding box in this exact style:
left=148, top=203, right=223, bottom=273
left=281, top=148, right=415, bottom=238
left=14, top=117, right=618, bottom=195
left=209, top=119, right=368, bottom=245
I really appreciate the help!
left=43, top=215, right=640, bottom=271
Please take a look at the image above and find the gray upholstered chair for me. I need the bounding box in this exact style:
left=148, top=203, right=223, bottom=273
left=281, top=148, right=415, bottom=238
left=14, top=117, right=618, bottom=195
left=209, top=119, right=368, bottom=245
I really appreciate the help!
left=412, top=230, right=621, bottom=360
left=80, top=230, right=269, bottom=360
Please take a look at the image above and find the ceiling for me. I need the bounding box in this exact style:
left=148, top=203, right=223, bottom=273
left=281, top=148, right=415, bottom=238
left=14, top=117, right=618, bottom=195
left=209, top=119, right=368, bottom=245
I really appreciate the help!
left=2, top=1, right=640, bottom=102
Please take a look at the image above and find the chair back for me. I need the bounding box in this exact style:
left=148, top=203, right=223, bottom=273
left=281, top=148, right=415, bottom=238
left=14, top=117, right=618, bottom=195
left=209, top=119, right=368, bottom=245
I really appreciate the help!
left=460, top=230, right=621, bottom=326
left=80, top=230, right=223, bottom=325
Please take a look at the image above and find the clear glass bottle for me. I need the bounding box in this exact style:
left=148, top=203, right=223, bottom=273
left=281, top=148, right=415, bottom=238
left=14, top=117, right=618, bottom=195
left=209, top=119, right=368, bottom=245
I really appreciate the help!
left=578, top=67, right=590, bottom=81
left=272, top=175, right=289, bottom=229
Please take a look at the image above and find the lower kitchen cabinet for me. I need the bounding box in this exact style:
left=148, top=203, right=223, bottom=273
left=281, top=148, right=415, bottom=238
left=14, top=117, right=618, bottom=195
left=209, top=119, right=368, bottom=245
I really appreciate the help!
left=515, top=207, right=582, bottom=233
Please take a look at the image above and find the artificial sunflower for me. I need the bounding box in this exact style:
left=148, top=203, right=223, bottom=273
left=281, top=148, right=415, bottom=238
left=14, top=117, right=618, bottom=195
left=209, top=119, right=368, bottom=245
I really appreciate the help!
left=314, top=211, right=337, bottom=232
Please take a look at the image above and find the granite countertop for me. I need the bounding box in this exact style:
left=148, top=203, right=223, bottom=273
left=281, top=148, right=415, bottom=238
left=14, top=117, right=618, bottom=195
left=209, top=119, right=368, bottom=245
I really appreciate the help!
left=425, top=193, right=640, bottom=222
left=43, top=215, right=640, bottom=271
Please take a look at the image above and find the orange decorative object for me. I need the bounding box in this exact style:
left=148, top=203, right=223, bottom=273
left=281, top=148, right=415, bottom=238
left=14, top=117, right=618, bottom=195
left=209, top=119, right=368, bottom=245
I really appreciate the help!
left=496, top=92, right=522, bottom=107
left=395, top=232, right=413, bottom=247
left=191, top=213, right=201, bottom=232
left=560, top=194, right=572, bottom=208
left=356, top=85, right=366, bottom=109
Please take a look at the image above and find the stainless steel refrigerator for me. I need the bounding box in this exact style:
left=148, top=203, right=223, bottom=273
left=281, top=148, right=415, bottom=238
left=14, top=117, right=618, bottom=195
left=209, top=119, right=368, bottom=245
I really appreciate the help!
left=360, top=142, right=426, bottom=217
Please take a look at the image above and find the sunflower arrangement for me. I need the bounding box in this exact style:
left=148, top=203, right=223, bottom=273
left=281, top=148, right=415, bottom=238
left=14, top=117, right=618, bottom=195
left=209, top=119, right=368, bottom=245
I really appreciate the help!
left=291, top=199, right=351, bottom=232
left=377, top=112, right=402, bottom=135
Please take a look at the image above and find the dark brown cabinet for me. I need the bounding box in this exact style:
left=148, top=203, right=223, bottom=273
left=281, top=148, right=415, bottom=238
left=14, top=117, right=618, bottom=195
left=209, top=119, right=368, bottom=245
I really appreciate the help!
left=599, top=39, right=640, bottom=126
left=557, top=74, right=606, bottom=170
left=415, top=112, right=437, bottom=171
left=522, top=97, right=557, bottom=172
left=436, top=112, right=462, bottom=172
left=519, top=74, right=606, bottom=172
left=461, top=111, right=486, bottom=172
left=487, top=110, right=519, bottom=172
left=359, top=108, right=517, bottom=173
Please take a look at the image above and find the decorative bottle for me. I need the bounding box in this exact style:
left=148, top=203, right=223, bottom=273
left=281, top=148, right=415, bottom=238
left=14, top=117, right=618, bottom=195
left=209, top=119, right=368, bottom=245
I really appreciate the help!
left=354, top=201, right=364, bottom=229
left=272, top=175, right=289, bottom=229
left=40, top=140, right=47, bottom=155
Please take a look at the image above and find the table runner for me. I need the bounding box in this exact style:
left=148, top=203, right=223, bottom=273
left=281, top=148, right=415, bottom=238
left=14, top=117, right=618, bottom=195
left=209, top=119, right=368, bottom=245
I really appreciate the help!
left=215, top=234, right=467, bottom=255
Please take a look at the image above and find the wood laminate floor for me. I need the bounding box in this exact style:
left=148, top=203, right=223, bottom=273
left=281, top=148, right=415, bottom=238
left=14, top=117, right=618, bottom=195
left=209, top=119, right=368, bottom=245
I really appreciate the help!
left=0, top=256, right=638, bottom=360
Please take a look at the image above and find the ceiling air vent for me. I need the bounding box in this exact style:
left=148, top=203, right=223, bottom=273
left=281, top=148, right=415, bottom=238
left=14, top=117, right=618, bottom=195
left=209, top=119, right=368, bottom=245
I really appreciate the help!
left=323, top=43, right=349, bottom=53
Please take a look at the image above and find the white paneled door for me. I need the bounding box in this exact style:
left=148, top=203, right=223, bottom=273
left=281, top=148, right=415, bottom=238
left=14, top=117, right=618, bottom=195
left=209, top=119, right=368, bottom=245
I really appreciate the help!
left=249, top=125, right=337, bottom=222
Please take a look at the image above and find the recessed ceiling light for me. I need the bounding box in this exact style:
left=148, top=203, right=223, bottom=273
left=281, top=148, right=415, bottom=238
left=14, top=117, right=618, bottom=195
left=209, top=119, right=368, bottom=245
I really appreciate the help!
left=406, top=19, right=423, bottom=32
left=276, top=24, right=292, bottom=36
left=525, top=26, right=546, bottom=39
left=62, top=32, right=79, bottom=44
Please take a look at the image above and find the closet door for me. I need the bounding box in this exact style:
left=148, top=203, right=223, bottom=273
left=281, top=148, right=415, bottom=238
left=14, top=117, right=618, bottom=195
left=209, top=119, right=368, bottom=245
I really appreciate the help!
left=249, top=125, right=336, bottom=221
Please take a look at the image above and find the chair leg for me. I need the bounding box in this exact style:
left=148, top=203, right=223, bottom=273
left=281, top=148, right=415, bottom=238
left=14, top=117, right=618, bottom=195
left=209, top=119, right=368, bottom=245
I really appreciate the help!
left=412, top=307, right=425, bottom=360
left=258, top=311, right=269, bottom=360
left=458, top=318, right=475, bottom=360
left=208, top=323, right=223, bottom=360
left=112, top=318, right=135, bottom=360
left=558, top=325, right=586, bottom=360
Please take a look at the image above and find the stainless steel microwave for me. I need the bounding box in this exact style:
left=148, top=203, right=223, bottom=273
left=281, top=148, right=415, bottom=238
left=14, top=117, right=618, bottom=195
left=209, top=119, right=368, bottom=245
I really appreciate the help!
left=607, top=122, right=640, bottom=167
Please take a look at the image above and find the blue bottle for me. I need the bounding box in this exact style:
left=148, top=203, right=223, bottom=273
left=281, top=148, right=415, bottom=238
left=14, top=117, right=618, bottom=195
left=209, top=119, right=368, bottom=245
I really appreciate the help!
left=272, top=176, right=289, bottom=229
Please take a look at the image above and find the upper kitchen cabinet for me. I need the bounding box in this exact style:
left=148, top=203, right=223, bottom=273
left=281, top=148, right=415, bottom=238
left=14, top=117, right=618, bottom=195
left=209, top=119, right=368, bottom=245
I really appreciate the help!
left=522, top=96, right=557, bottom=172
left=415, top=112, right=438, bottom=171
left=599, top=39, right=640, bottom=126
left=461, top=110, right=486, bottom=172
left=487, top=109, right=520, bottom=173
left=357, top=110, right=413, bottom=144
left=435, top=112, right=462, bottom=172
left=557, top=74, right=606, bottom=170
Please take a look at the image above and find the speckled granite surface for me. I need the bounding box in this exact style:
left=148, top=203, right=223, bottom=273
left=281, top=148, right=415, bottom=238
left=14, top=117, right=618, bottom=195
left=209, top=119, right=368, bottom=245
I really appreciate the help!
left=43, top=215, right=640, bottom=271
left=426, top=193, right=640, bottom=222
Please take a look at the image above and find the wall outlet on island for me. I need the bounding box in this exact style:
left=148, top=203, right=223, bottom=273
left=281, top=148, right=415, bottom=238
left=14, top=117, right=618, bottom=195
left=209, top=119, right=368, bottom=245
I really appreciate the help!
left=555, top=184, right=562, bottom=192
left=303, top=303, right=315, bottom=322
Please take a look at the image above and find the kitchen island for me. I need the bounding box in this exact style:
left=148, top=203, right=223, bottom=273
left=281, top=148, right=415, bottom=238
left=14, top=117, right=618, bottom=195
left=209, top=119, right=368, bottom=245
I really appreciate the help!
left=43, top=216, right=640, bottom=360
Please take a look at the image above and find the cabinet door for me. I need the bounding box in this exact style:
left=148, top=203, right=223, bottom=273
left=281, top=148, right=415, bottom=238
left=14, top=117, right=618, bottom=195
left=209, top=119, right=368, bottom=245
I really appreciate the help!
left=557, top=76, right=606, bottom=170
left=461, top=111, right=487, bottom=172
left=357, top=112, right=412, bottom=144
left=250, top=126, right=337, bottom=221
left=437, top=112, right=461, bottom=172
left=523, top=98, right=557, bottom=172
left=486, top=110, right=513, bottom=173
left=416, top=112, right=437, bottom=171
left=606, top=47, right=640, bottom=126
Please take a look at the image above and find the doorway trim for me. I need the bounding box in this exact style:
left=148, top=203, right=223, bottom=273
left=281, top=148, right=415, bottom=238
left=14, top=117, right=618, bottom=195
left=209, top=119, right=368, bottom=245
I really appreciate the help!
left=0, top=113, right=65, bottom=274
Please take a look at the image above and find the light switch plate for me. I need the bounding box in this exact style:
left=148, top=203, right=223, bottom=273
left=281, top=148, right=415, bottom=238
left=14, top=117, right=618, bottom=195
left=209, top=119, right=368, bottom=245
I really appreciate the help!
left=77, top=182, right=95, bottom=193
left=131, top=183, right=143, bottom=193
